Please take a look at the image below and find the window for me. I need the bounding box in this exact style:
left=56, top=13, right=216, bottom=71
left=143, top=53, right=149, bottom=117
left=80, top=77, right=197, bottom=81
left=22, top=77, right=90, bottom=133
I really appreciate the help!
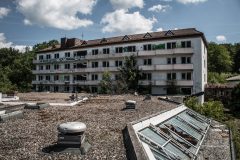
left=187, top=72, right=192, bottom=80
left=181, top=57, right=191, bottom=64
left=91, top=86, right=98, bottom=93
left=103, top=48, right=110, bottom=54
left=141, top=73, right=152, bottom=80
left=54, top=64, right=59, bottom=70
left=116, top=47, right=123, bottom=53
left=92, top=62, right=98, bottom=68
left=65, top=64, right=70, bottom=69
left=64, top=86, right=70, bottom=92
left=144, top=59, right=152, bottom=65
left=167, top=58, right=176, bottom=64
left=45, top=86, right=50, bottom=91
left=39, top=55, right=44, bottom=60
left=102, top=61, right=109, bottom=67
left=167, top=42, right=176, bottom=49
left=46, top=65, right=51, bottom=70
left=124, top=46, right=136, bottom=52
left=45, top=75, right=50, bottom=81
left=115, top=60, right=123, bottom=67
left=74, top=50, right=87, bottom=57
left=181, top=88, right=192, bottom=95
left=92, top=49, right=98, bottom=55
left=143, top=44, right=152, bottom=51
left=154, top=44, right=165, bottom=50
left=115, top=74, right=120, bottom=80
left=74, top=63, right=87, bottom=69
left=65, top=52, right=70, bottom=57
left=54, top=75, right=59, bottom=81
left=39, top=65, right=44, bottom=70
left=187, top=41, right=191, bottom=48
left=181, top=41, right=191, bottom=48
left=46, top=54, right=51, bottom=59
left=39, top=75, right=43, bottom=81
left=91, top=74, right=98, bottom=80
left=167, top=73, right=176, bottom=80
left=64, top=75, right=70, bottom=81
left=54, top=86, right=58, bottom=92
left=54, top=53, right=59, bottom=59
left=182, top=73, right=186, bottom=80
left=74, top=75, right=86, bottom=81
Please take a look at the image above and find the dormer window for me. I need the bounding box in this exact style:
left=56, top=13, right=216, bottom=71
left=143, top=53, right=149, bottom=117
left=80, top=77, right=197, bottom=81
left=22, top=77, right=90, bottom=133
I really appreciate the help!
left=143, top=32, right=152, bottom=38
left=165, top=30, right=174, bottom=36
left=81, top=41, right=87, bottom=45
left=122, top=35, right=130, bottom=41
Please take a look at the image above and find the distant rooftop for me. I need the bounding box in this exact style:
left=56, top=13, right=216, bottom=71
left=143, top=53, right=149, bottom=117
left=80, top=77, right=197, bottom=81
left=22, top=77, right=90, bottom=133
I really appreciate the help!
left=37, top=28, right=207, bottom=53
left=226, top=75, right=240, bottom=81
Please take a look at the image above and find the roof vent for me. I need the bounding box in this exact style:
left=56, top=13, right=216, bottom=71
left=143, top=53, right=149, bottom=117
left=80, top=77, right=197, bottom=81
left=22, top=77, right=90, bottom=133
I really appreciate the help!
left=42, top=121, right=91, bottom=155
left=125, top=100, right=136, bottom=109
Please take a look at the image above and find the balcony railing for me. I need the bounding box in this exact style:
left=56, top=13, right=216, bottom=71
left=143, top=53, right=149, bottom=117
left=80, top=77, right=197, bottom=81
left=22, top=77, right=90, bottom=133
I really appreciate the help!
left=139, top=64, right=193, bottom=71
left=139, top=80, right=193, bottom=86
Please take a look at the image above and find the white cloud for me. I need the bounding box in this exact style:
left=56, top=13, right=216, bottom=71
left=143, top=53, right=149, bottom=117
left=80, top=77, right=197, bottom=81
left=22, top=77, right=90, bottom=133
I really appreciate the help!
left=101, top=9, right=157, bottom=34
left=176, top=0, right=207, bottom=4
left=0, top=33, right=32, bottom=52
left=0, top=33, right=12, bottom=48
left=109, top=0, right=144, bottom=9
left=156, top=27, right=163, bottom=32
left=16, top=0, right=97, bottom=30
left=0, top=7, right=10, bottom=18
left=216, top=35, right=226, bottom=42
left=148, top=4, right=171, bottom=12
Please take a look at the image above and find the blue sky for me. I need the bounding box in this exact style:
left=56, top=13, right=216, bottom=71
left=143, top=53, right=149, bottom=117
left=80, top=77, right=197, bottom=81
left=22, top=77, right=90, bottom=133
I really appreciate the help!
left=0, top=0, right=240, bottom=50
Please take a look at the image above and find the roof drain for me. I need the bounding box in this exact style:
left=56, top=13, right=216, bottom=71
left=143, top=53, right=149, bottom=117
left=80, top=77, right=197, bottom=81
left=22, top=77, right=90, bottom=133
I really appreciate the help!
left=42, top=122, right=91, bottom=155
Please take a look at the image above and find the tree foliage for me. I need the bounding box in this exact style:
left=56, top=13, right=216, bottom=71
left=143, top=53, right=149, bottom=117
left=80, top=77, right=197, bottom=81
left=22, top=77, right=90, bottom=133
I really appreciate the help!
left=118, top=55, right=141, bottom=93
left=0, top=40, right=59, bottom=93
left=99, top=71, right=113, bottom=94
left=208, top=42, right=232, bottom=73
left=184, top=97, right=224, bottom=121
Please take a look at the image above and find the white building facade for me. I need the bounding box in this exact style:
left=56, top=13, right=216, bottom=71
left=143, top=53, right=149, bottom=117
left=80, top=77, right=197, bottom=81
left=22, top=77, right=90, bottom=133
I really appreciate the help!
left=32, top=28, right=207, bottom=101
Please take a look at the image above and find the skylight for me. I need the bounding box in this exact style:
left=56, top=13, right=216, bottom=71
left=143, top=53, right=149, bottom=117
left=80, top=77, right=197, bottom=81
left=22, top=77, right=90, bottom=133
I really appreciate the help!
left=133, top=105, right=211, bottom=160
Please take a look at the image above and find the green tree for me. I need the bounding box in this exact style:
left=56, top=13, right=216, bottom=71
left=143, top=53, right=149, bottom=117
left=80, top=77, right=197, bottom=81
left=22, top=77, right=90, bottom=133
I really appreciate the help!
left=208, top=42, right=232, bottom=73
left=118, top=55, right=141, bottom=93
left=32, top=40, right=59, bottom=52
left=233, top=44, right=240, bottom=73
left=99, top=71, right=113, bottom=94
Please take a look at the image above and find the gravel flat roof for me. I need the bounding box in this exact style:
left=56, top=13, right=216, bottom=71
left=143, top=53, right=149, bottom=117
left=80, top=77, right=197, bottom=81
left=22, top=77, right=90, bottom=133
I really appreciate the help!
left=0, top=94, right=176, bottom=160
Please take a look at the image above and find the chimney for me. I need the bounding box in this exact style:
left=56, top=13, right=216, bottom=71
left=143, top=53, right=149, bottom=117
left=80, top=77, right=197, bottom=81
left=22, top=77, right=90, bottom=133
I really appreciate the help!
left=61, top=37, right=67, bottom=48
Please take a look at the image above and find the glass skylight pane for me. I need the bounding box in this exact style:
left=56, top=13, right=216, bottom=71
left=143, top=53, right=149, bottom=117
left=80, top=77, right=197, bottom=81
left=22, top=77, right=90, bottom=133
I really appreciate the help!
left=151, top=148, right=170, bottom=160
left=168, top=118, right=202, bottom=140
left=165, top=143, right=191, bottom=160
left=140, top=128, right=167, bottom=146
left=160, top=123, right=198, bottom=146
left=178, top=111, right=208, bottom=131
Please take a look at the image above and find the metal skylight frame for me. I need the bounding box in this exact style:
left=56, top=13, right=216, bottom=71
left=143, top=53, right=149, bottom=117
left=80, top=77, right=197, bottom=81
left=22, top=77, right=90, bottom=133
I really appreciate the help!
left=136, top=107, right=211, bottom=160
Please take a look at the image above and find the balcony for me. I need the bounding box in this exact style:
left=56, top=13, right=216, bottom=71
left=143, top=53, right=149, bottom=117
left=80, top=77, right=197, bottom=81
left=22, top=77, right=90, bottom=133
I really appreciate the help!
left=155, top=64, right=193, bottom=70
left=139, top=80, right=193, bottom=86
left=156, top=48, right=193, bottom=55
left=33, top=57, right=86, bottom=64
left=138, top=64, right=193, bottom=71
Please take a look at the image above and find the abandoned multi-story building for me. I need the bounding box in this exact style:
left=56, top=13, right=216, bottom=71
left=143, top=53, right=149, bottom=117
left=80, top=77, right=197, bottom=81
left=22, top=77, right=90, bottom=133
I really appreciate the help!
left=32, top=28, right=207, bottom=101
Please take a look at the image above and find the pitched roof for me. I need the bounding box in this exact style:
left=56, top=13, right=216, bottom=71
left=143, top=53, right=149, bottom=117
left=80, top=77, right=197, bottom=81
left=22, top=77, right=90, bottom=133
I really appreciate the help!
left=226, top=75, right=240, bottom=81
left=36, top=28, right=207, bottom=53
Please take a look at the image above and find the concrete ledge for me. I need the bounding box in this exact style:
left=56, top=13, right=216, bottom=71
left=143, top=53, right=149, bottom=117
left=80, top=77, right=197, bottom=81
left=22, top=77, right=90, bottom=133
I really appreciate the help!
left=0, top=110, right=23, bottom=122
left=123, top=124, right=148, bottom=160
